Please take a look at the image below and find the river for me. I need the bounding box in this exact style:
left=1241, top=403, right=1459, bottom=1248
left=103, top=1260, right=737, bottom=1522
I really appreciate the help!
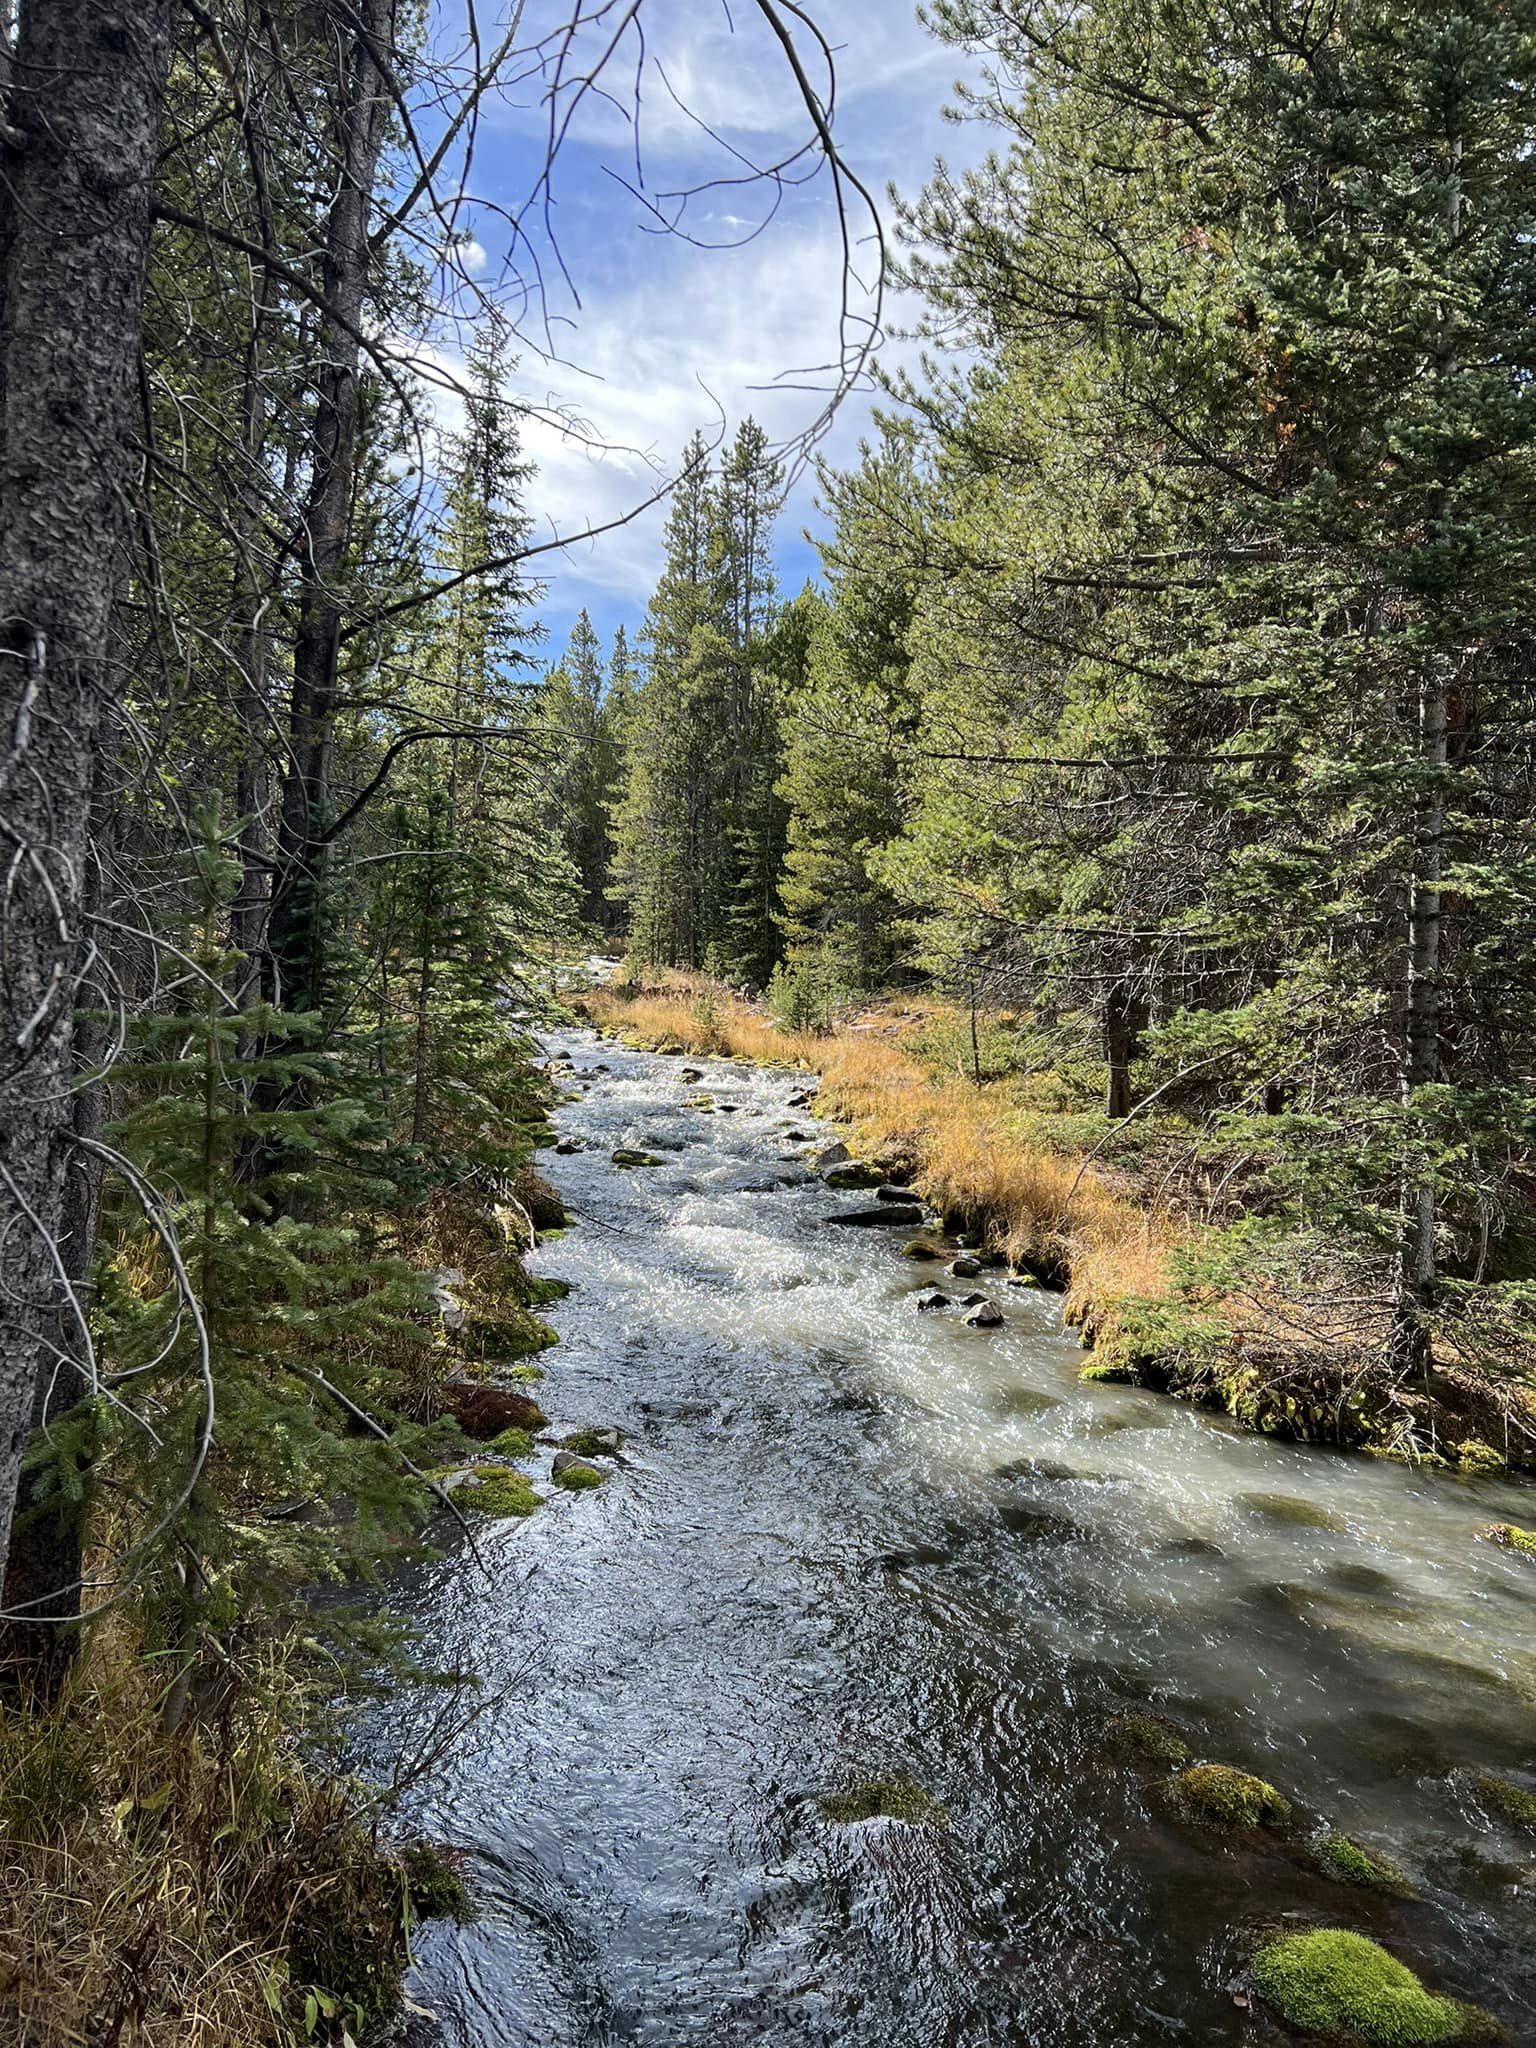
left=368, top=1023, right=1536, bottom=2048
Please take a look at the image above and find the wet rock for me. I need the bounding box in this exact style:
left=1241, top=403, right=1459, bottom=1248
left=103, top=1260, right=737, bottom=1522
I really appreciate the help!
left=783, top=1128, right=810, bottom=1142
left=824, top=1161, right=884, bottom=1190
left=562, top=1427, right=623, bottom=1458
left=788, top=1089, right=817, bottom=1108
left=875, top=1184, right=914, bottom=1203
left=441, top=1380, right=549, bottom=1438
left=641, top=1132, right=689, bottom=1152
left=916, top=1290, right=952, bottom=1312
left=551, top=1450, right=606, bottom=1490
left=964, top=1300, right=1004, bottom=1329
left=611, top=1148, right=662, bottom=1167
left=824, top=1204, right=925, bottom=1227
left=553, top=1138, right=583, bottom=1155
left=958, top=1290, right=988, bottom=1307
left=815, top=1141, right=850, bottom=1168
left=681, top=1067, right=704, bottom=1082
left=1006, top=1273, right=1040, bottom=1289
left=994, top=1456, right=1089, bottom=1482
left=992, top=1384, right=1063, bottom=1418
left=947, top=1255, right=982, bottom=1278
left=902, top=1238, right=944, bottom=1260
left=999, top=1503, right=1084, bottom=1543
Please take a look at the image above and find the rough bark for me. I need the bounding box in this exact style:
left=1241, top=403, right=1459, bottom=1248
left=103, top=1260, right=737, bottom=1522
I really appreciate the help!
left=0, top=0, right=175, bottom=1581
left=265, top=0, right=395, bottom=1018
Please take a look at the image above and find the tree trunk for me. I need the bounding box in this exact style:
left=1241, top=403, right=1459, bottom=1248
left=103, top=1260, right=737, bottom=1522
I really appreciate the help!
left=0, top=0, right=175, bottom=1580
left=1103, top=976, right=1139, bottom=1120
left=265, top=0, right=395, bottom=1017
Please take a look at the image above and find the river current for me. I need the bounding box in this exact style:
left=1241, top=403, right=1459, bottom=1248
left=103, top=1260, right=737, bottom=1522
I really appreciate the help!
left=368, top=1023, right=1536, bottom=2048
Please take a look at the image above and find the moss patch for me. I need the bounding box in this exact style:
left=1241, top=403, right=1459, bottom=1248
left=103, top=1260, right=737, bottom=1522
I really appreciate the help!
left=562, top=1428, right=623, bottom=1458
left=1312, top=1831, right=1414, bottom=1896
left=463, top=1466, right=540, bottom=1517
left=1110, top=1711, right=1190, bottom=1766
left=611, top=1149, right=662, bottom=1168
left=1252, top=1930, right=1485, bottom=2045
left=1480, top=1522, right=1536, bottom=1560
left=902, top=1239, right=944, bottom=1260
left=1080, top=1358, right=1143, bottom=1385
left=525, top=1276, right=572, bottom=1307
left=552, top=1460, right=605, bottom=1491
left=1473, top=1769, right=1536, bottom=1831
left=1235, top=1490, right=1346, bottom=1530
left=817, top=1774, right=948, bottom=1827
left=1169, top=1762, right=1292, bottom=1830
left=461, top=1312, right=558, bottom=1362
left=485, top=1426, right=533, bottom=1460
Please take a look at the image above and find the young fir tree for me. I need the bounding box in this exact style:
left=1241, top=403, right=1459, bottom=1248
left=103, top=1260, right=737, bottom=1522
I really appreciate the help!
left=543, top=609, right=618, bottom=930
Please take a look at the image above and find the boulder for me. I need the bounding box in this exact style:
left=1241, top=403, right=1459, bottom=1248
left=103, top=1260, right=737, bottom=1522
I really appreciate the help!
left=875, top=1184, right=914, bottom=1203
left=947, top=1256, right=982, bottom=1278
left=441, top=1380, right=548, bottom=1438
left=611, top=1148, right=661, bottom=1167
left=823, top=1162, right=884, bottom=1190
left=916, top=1290, right=952, bottom=1312
left=902, top=1239, right=944, bottom=1260
left=553, top=1138, right=583, bottom=1155
left=681, top=1067, right=704, bottom=1082
left=958, top=1291, right=988, bottom=1307
left=964, top=1301, right=1004, bottom=1329
left=815, top=1141, right=851, bottom=1168
left=824, top=1204, right=925, bottom=1228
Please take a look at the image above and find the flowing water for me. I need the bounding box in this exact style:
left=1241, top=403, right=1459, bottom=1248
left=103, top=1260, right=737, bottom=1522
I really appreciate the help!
left=369, top=1024, right=1536, bottom=2048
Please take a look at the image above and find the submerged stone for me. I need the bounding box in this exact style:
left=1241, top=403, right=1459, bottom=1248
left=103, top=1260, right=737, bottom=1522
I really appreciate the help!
left=916, top=1290, right=952, bottom=1311
left=1109, top=1710, right=1191, bottom=1767
left=1236, top=1490, right=1347, bottom=1531
left=964, top=1300, right=1004, bottom=1328
left=902, top=1238, right=944, bottom=1260
left=1472, top=1768, right=1536, bottom=1832
left=611, top=1148, right=662, bottom=1167
left=825, top=1204, right=925, bottom=1227
left=1480, top=1522, right=1536, bottom=1561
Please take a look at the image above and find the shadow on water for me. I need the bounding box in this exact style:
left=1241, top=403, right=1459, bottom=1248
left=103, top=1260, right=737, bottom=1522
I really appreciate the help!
left=362, top=1028, right=1536, bottom=2048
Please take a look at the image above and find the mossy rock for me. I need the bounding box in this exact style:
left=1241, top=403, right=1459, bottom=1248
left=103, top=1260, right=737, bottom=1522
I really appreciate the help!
left=902, top=1239, right=944, bottom=1260
left=817, top=1773, right=947, bottom=1827
left=462, top=1466, right=540, bottom=1517
left=461, top=1313, right=558, bottom=1362
left=402, top=1841, right=477, bottom=1925
left=525, top=1276, right=572, bottom=1308
left=1252, top=1929, right=1495, bottom=2045
left=611, top=1149, right=662, bottom=1168
left=1311, top=1831, right=1415, bottom=1897
left=1110, top=1710, right=1190, bottom=1767
left=485, top=1426, right=533, bottom=1460
left=1472, top=1769, right=1536, bottom=1831
left=824, top=1162, right=885, bottom=1190
left=1480, top=1523, right=1536, bottom=1561
left=562, top=1428, right=623, bottom=1458
left=1169, top=1762, right=1292, bottom=1830
left=552, top=1458, right=605, bottom=1491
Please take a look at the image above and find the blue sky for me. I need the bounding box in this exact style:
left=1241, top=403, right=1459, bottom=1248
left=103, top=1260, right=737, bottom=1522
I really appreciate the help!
left=418, top=0, right=985, bottom=672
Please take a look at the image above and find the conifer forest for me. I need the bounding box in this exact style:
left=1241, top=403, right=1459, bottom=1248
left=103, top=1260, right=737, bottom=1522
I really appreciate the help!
left=3, top=4, right=1536, bottom=2045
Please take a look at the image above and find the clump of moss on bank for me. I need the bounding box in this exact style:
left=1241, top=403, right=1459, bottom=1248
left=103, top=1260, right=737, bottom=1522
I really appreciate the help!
left=1472, top=1769, right=1536, bottom=1831
left=1480, top=1523, right=1536, bottom=1561
left=1169, top=1762, right=1292, bottom=1830
left=818, top=1774, right=948, bottom=1826
left=552, top=1460, right=605, bottom=1491
left=485, top=1426, right=533, bottom=1459
left=403, top=1841, right=477, bottom=1924
left=1252, top=1930, right=1495, bottom=2045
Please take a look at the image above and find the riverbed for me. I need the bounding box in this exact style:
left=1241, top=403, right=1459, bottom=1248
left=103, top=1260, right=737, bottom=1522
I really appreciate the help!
left=368, top=1024, right=1536, bottom=2047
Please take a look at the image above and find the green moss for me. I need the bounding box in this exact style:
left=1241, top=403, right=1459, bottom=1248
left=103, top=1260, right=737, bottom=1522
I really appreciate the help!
left=464, top=1466, right=540, bottom=1517
left=611, top=1148, right=661, bottom=1167
left=1312, top=1832, right=1414, bottom=1896
left=552, top=1460, right=605, bottom=1491
left=1080, top=1358, right=1142, bottom=1384
left=461, top=1312, right=558, bottom=1362
left=902, top=1239, right=943, bottom=1260
left=402, top=1841, right=477, bottom=1924
left=1111, top=1711, right=1190, bottom=1766
left=485, top=1426, right=533, bottom=1460
left=817, top=1774, right=948, bottom=1827
left=1473, top=1769, right=1536, bottom=1831
left=1252, top=1930, right=1481, bottom=2045
left=1170, top=1762, right=1292, bottom=1830
left=562, top=1428, right=622, bottom=1458
left=1456, top=1440, right=1506, bottom=1475
left=504, top=1362, right=545, bottom=1383
left=1236, top=1491, right=1346, bottom=1531
left=525, top=1276, right=571, bottom=1307
left=1480, top=1523, right=1536, bottom=1560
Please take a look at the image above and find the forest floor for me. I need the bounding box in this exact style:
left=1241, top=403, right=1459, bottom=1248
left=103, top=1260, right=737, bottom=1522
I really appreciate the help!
left=577, top=973, right=1536, bottom=1479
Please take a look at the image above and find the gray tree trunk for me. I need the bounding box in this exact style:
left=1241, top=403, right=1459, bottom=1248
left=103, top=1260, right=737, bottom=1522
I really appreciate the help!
left=0, top=0, right=175, bottom=1581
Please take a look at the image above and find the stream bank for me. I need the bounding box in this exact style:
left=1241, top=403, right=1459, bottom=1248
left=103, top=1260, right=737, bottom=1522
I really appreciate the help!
left=366, top=1023, right=1536, bottom=2048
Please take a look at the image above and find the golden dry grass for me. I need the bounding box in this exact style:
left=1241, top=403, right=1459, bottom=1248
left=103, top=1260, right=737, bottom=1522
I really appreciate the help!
left=578, top=975, right=1176, bottom=1332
